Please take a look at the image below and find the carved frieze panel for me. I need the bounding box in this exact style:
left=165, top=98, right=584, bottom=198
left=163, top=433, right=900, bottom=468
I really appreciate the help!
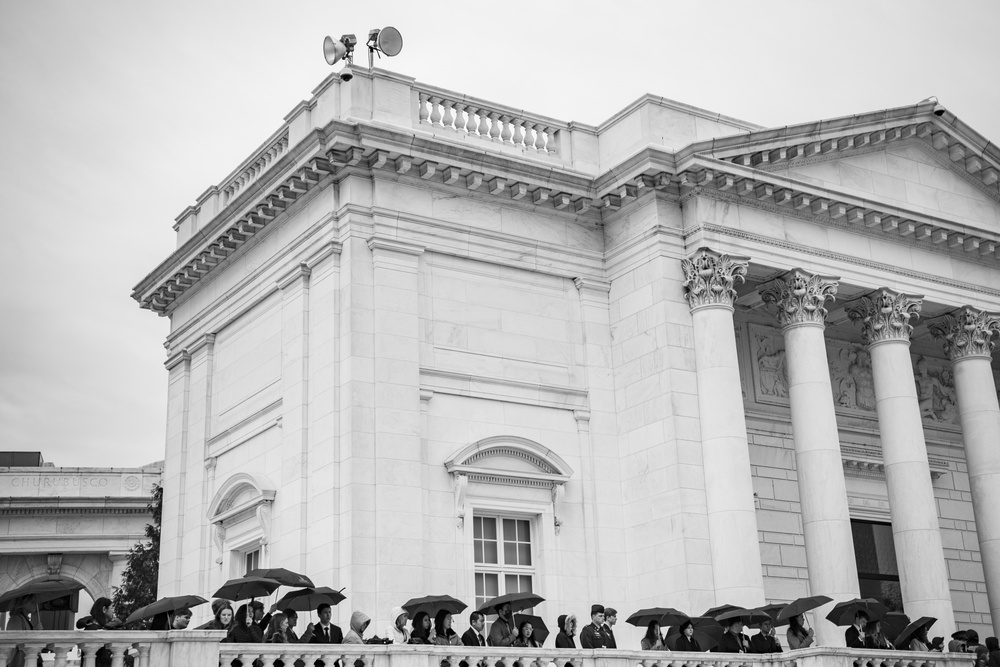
left=746, top=323, right=958, bottom=427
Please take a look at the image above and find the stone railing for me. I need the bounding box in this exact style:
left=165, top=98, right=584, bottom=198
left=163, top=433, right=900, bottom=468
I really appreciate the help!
left=0, top=629, right=224, bottom=667
left=414, top=85, right=566, bottom=158
left=221, top=130, right=290, bottom=204
left=0, top=635, right=973, bottom=667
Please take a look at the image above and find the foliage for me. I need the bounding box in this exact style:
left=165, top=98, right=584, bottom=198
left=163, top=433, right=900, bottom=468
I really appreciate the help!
left=111, top=484, right=162, bottom=627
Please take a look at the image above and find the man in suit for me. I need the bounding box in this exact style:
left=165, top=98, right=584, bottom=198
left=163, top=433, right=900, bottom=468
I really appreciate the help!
left=310, top=603, right=344, bottom=644
left=462, top=611, right=487, bottom=647
left=284, top=608, right=315, bottom=642
left=845, top=611, right=869, bottom=649
left=488, top=603, right=515, bottom=646
left=715, top=619, right=750, bottom=653
left=750, top=619, right=782, bottom=653
left=580, top=604, right=608, bottom=649
left=601, top=608, right=618, bottom=649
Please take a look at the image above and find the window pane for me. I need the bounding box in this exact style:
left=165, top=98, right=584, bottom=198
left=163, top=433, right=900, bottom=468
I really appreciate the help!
left=474, top=541, right=484, bottom=563
left=505, top=574, right=519, bottom=594
left=474, top=517, right=483, bottom=539
left=859, top=578, right=903, bottom=612
left=504, top=542, right=517, bottom=565
left=475, top=573, right=485, bottom=597
left=518, top=520, right=530, bottom=542
left=484, top=541, right=498, bottom=564
left=503, top=519, right=515, bottom=542
left=484, top=518, right=497, bottom=540
left=484, top=574, right=498, bottom=597
left=518, top=543, right=531, bottom=566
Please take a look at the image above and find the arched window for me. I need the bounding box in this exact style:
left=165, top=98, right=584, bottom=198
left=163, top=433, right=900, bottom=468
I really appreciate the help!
left=207, top=473, right=276, bottom=576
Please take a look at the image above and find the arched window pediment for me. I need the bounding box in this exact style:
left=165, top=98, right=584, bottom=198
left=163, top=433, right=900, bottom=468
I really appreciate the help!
left=444, top=435, right=573, bottom=487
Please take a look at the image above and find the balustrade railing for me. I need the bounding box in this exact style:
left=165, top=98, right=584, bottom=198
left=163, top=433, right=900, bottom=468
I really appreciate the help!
left=415, top=87, right=565, bottom=158
left=221, top=130, right=290, bottom=204
left=0, top=635, right=974, bottom=667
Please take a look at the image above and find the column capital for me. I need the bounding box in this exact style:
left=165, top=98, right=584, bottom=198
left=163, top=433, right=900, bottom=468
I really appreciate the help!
left=681, top=247, right=749, bottom=311
left=759, top=268, right=840, bottom=328
left=847, top=288, right=923, bottom=346
left=929, top=306, right=1000, bottom=360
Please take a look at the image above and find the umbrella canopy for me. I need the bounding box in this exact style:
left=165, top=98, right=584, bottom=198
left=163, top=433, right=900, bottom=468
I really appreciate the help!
left=716, top=607, right=772, bottom=625
left=476, top=592, right=545, bottom=614
left=702, top=604, right=741, bottom=618
left=213, top=576, right=282, bottom=601
left=776, top=595, right=833, bottom=622
left=274, top=587, right=346, bottom=612
left=752, top=604, right=787, bottom=628
left=825, top=598, right=890, bottom=626
left=881, top=612, right=911, bottom=641
left=665, top=617, right=722, bottom=651
left=626, top=607, right=689, bottom=628
left=513, top=614, right=549, bottom=645
left=125, top=595, right=208, bottom=624
left=894, top=616, right=936, bottom=650
left=246, top=568, right=315, bottom=588
left=0, top=579, right=84, bottom=613
left=402, top=595, right=467, bottom=619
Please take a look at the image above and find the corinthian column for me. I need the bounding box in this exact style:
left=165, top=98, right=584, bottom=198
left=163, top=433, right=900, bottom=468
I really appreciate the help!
left=847, top=289, right=955, bottom=637
left=760, top=269, right=858, bottom=646
left=681, top=247, right=765, bottom=608
left=930, top=307, right=1000, bottom=636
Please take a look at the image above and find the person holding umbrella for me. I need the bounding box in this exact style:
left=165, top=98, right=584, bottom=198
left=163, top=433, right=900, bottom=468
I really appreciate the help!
left=715, top=618, right=750, bottom=653
left=641, top=620, right=666, bottom=650
left=227, top=604, right=264, bottom=643
left=674, top=620, right=703, bottom=652
left=512, top=620, right=542, bottom=648
left=787, top=615, right=815, bottom=649
left=864, top=620, right=893, bottom=649
left=309, top=602, right=344, bottom=644
left=488, top=602, right=516, bottom=646
left=749, top=617, right=782, bottom=653
left=846, top=611, right=869, bottom=649
left=433, top=610, right=462, bottom=646
left=409, top=611, right=433, bottom=644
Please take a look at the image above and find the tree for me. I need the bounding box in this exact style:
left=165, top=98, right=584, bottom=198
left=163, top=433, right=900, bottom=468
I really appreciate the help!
left=112, top=484, right=161, bottom=627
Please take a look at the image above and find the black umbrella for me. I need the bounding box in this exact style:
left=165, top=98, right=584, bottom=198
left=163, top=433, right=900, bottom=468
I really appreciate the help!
left=0, top=579, right=84, bottom=613
left=825, top=598, right=889, bottom=626
left=702, top=603, right=741, bottom=618
left=274, top=587, right=346, bottom=612
left=513, top=614, right=549, bottom=645
left=126, top=595, right=208, bottom=624
left=881, top=612, right=911, bottom=641
left=476, top=592, right=545, bottom=614
left=402, top=595, right=467, bottom=619
left=776, top=595, right=833, bottom=622
left=752, top=604, right=787, bottom=628
left=894, top=616, right=936, bottom=651
left=665, top=617, right=722, bottom=651
left=246, top=568, right=315, bottom=588
left=626, top=607, right=689, bottom=628
left=213, top=576, right=282, bottom=601
left=716, top=607, right=772, bottom=625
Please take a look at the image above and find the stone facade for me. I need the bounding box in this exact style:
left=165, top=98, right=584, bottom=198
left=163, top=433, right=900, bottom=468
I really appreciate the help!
left=134, top=68, right=1000, bottom=644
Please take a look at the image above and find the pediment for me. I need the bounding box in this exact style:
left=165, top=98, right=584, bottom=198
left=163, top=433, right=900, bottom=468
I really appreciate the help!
left=444, top=436, right=573, bottom=488
left=208, top=472, right=276, bottom=523
left=774, top=144, right=1000, bottom=231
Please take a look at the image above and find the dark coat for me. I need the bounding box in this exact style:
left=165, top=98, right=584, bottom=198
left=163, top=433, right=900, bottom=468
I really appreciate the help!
left=580, top=623, right=607, bottom=649
left=310, top=623, right=343, bottom=644
left=555, top=631, right=576, bottom=648
left=488, top=618, right=514, bottom=646
left=601, top=624, right=617, bottom=649
left=846, top=625, right=866, bottom=649
left=715, top=631, right=749, bottom=653
left=462, top=628, right=486, bottom=647
left=674, top=635, right=702, bottom=652
left=750, top=633, right=782, bottom=653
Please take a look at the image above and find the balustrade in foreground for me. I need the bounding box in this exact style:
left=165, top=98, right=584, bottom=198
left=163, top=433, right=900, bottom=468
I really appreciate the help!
left=0, top=635, right=975, bottom=667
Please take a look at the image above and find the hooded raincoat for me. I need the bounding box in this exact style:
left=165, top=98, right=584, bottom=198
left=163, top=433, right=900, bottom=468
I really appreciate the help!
left=344, top=610, right=371, bottom=644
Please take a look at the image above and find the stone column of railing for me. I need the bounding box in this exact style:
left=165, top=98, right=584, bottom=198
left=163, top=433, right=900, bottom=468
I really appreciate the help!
left=930, top=306, right=1000, bottom=636
left=847, top=289, right=955, bottom=639
left=682, top=247, right=766, bottom=607
left=760, top=269, right=860, bottom=647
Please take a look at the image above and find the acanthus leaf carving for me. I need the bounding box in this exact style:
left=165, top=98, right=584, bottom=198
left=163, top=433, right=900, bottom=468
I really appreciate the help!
left=681, top=247, right=749, bottom=310
left=760, top=269, right=839, bottom=328
left=929, top=307, right=1000, bottom=360
left=847, top=288, right=923, bottom=345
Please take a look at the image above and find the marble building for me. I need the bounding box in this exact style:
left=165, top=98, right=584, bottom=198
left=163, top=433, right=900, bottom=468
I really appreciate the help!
left=0, top=453, right=162, bottom=628
left=132, top=68, right=1000, bottom=645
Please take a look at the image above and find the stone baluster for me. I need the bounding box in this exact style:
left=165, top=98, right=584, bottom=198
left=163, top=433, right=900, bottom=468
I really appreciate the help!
left=238, top=651, right=260, bottom=667
left=512, top=119, right=526, bottom=147
left=418, top=92, right=429, bottom=124
left=488, top=112, right=502, bottom=142
left=500, top=115, right=513, bottom=143
left=464, top=106, right=478, bottom=134
left=50, top=641, right=77, bottom=667
left=429, top=97, right=443, bottom=125
left=109, top=643, right=131, bottom=667
left=930, top=306, right=1000, bottom=636
left=846, top=289, right=955, bottom=638
left=80, top=641, right=106, bottom=667
left=682, top=248, right=766, bottom=607
left=442, top=99, right=457, bottom=129
left=521, top=121, right=536, bottom=150
left=476, top=108, right=490, bottom=138
left=134, top=642, right=150, bottom=667
left=454, top=103, right=467, bottom=133
left=759, top=269, right=860, bottom=647
left=545, top=128, right=559, bottom=155
left=320, top=650, right=339, bottom=666
left=18, top=643, right=47, bottom=667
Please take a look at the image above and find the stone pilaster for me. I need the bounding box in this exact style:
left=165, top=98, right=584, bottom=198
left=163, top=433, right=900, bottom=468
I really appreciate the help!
left=847, top=289, right=954, bottom=638
left=930, top=307, right=1000, bottom=636
left=760, top=269, right=858, bottom=647
left=682, top=248, right=765, bottom=608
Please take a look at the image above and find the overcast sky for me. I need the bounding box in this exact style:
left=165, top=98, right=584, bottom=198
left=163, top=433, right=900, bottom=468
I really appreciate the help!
left=1, top=0, right=998, bottom=468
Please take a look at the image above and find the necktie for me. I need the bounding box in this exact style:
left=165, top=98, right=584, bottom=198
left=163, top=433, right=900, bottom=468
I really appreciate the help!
left=478, top=633, right=485, bottom=646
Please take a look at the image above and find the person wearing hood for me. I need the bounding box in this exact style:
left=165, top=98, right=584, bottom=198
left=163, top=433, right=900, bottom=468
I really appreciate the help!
left=387, top=606, right=411, bottom=644
left=344, top=610, right=371, bottom=644
left=227, top=604, right=264, bottom=643
left=555, top=614, right=577, bottom=648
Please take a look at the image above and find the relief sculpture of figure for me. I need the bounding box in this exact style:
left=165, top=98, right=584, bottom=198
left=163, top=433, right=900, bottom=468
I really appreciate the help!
left=850, top=349, right=876, bottom=411
left=914, top=356, right=953, bottom=422
left=756, top=334, right=788, bottom=398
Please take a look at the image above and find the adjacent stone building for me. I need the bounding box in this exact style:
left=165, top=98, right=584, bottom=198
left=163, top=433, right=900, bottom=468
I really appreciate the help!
left=0, top=452, right=162, bottom=628
left=133, top=68, right=1000, bottom=644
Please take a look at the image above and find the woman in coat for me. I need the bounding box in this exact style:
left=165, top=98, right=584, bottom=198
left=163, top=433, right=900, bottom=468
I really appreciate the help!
left=265, top=613, right=289, bottom=643
left=227, top=604, right=264, bottom=643
left=641, top=620, right=666, bottom=650
left=674, top=620, right=702, bottom=652
left=786, top=614, right=815, bottom=650
left=408, top=611, right=433, bottom=644
left=432, top=610, right=463, bottom=646
left=206, top=602, right=234, bottom=632
left=512, top=621, right=541, bottom=648
left=555, top=614, right=577, bottom=648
